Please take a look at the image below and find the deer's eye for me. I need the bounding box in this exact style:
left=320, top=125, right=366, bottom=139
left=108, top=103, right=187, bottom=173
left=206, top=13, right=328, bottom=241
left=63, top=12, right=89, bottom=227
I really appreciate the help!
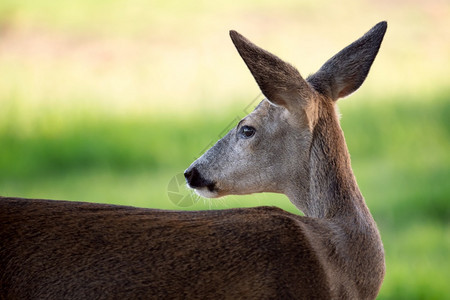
left=239, top=125, right=256, bottom=139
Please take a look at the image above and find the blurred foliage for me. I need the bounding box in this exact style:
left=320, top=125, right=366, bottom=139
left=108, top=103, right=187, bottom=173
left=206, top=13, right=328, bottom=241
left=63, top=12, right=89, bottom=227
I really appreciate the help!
left=1, top=0, right=449, bottom=299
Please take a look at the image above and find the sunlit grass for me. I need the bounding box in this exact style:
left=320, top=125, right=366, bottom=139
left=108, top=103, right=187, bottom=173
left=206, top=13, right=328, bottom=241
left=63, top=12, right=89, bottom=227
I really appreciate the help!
left=380, top=222, right=450, bottom=300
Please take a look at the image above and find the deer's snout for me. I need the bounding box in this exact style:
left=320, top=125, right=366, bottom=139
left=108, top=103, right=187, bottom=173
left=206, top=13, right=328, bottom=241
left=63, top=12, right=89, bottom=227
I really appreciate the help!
left=184, top=166, right=216, bottom=192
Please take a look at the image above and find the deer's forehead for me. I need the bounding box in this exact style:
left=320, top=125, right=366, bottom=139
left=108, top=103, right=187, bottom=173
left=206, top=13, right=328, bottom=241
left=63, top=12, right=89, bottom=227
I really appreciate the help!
left=245, top=99, right=295, bottom=128
left=249, top=100, right=281, bottom=120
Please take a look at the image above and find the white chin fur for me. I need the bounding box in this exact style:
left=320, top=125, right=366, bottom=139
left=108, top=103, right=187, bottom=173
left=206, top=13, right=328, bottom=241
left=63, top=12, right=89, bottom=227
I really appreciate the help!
left=194, top=188, right=219, bottom=198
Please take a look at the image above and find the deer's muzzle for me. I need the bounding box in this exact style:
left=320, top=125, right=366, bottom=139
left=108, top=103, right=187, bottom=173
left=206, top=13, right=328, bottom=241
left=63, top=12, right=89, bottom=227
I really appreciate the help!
left=184, top=166, right=216, bottom=192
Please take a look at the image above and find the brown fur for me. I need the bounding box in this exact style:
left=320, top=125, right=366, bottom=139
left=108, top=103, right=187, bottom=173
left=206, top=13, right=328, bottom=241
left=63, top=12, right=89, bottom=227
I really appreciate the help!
left=1, top=22, right=387, bottom=299
left=1, top=198, right=330, bottom=299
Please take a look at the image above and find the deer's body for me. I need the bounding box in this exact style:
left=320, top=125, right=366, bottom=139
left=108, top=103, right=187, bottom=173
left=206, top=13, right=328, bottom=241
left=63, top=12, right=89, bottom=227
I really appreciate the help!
left=1, top=22, right=387, bottom=299
left=1, top=198, right=332, bottom=299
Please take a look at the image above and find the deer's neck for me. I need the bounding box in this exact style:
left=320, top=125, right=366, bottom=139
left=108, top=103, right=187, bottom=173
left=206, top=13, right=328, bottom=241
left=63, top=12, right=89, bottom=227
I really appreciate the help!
left=289, top=100, right=369, bottom=221
left=290, top=100, right=385, bottom=298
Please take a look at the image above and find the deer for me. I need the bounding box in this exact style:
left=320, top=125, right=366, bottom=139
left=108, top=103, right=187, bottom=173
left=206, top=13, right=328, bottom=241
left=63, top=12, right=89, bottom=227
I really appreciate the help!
left=0, top=21, right=387, bottom=299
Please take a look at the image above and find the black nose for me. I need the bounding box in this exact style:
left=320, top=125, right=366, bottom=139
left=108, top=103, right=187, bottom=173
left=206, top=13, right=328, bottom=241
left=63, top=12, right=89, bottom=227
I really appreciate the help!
left=184, top=167, right=215, bottom=191
left=184, top=167, right=199, bottom=186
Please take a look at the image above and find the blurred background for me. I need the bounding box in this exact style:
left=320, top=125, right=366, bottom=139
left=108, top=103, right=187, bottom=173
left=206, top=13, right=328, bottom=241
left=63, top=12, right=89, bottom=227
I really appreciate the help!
left=0, top=0, right=448, bottom=298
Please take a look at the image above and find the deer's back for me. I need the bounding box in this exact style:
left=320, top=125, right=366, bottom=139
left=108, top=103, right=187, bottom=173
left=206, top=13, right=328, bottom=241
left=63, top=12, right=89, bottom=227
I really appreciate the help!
left=0, top=197, right=330, bottom=299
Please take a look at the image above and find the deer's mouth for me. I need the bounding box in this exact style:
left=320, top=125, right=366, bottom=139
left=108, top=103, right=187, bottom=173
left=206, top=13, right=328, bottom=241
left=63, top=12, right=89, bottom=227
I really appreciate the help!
left=194, top=185, right=221, bottom=198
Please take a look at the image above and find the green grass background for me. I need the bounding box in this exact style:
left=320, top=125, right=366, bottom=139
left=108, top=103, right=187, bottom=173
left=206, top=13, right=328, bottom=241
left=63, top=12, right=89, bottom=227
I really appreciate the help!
left=1, top=1, right=449, bottom=298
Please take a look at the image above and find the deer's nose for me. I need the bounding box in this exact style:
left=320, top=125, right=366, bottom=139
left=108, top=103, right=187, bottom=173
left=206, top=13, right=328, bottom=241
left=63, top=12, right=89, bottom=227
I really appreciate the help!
left=184, top=167, right=199, bottom=187
left=184, top=166, right=212, bottom=190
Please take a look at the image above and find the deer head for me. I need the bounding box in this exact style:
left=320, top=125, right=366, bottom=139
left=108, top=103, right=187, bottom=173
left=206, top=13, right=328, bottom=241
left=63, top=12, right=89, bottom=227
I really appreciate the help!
left=185, top=22, right=387, bottom=216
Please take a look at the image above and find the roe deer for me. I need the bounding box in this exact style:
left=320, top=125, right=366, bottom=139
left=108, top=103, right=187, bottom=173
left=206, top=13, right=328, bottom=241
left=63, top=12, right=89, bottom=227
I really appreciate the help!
left=1, top=22, right=387, bottom=299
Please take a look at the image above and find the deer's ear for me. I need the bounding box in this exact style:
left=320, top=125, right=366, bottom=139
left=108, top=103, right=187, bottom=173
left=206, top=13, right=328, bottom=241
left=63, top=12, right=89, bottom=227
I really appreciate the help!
left=307, top=21, right=387, bottom=101
left=230, top=30, right=310, bottom=111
